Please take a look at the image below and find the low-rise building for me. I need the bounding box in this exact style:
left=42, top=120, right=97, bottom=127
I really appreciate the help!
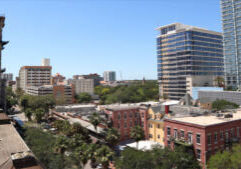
left=199, top=90, right=241, bottom=105
left=69, top=79, right=94, bottom=95
left=164, top=110, right=241, bottom=168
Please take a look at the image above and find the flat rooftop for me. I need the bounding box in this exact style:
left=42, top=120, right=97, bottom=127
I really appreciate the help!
left=169, top=110, right=241, bottom=127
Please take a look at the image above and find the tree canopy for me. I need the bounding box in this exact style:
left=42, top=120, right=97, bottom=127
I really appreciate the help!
left=75, top=92, right=92, bottom=103
left=212, top=99, right=239, bottom=110
left=94, top=81, right=159, bottom=104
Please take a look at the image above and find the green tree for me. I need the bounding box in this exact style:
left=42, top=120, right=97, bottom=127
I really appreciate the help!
left=76, top=92, right=92, bottom=103
left=54, top=136, right=69, bottom=155
left=95, top=145, right=114, bottom=169
left=104, top=128, right=120, bottom=149
left=20, top=95, right=30, bottom=111
left=34, top=108, right=45, bottom=123
left=89, top=112, right=102, bottom=132
left=212, top=99, right=239, bottom=110
left=24, top=108, right=33, bottom=121
left=130, top=126, right=145, bottom=149
left=214, top=76, right=225, bottom=87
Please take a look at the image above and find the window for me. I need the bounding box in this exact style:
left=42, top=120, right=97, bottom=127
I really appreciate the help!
left=180, top=130, right=185, bottom=138
left=130, top=121, right=132, bottom=127
left=118, top=113, right=121, bottom=120
left=157, top=124, right=161, bottom=128
left=174, top=129, right=178, bottom=138
left=188, top=132, right=193, bottom=144
left=237, top=127, right=240, bottom=137
left=142, top=113, right=144, bottom=118
left=124, top=112, right=127, bottom=119
left=231, top=128, right=234, bottom=138
left=196, top=149, right=201, bottom=160
left=158, top=134, right=160, bottom=139
left=117, top=123, right=120, bottom=128
left=167, top=141, right=171, bottom=147
left=167, top=127, right=171, bottom=136
left=129, top=112, right=132, bottom=118
left=149, top=134, right=153, bottom=138
left=149, top=123, right=152, bottom=128
left=220, top=131, right=224, bottom=140
left=214, top=132, right=218, bottom=143
left=208, top=134, right=212, bottom=145
left=196, top=134, right=201, bottom=144
left=225, top=131, right=229, bottom=141
left=124, top=122, right=127, bottom=128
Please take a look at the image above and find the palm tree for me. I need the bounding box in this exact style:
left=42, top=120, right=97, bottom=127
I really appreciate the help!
left=54, top=136, right=69, bottom=155
left=130, top=126, right=145, bottom=149
left=71, top=144, right=90, bottom=168
left=89, top=112, right=101, bottom=132
left=95, top=145, right=114, bottom=169
left=104, top=128, right=120, bottom=149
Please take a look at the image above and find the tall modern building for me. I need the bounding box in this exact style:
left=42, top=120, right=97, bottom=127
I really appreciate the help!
left=103, top=71, right=116, bottom=82
left=157, top=23, right=224, bottom=100
left=221, top=0, right=241, bottom=89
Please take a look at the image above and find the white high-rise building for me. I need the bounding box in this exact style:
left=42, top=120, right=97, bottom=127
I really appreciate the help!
left=103, top=71, right=116, bottom=82
left=42, top=58, right=50, bottom=66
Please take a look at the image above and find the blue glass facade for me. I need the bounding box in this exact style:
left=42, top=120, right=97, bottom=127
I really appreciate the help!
left=221, top=0, right=241, bottom=88
left=157, top=24, right=224, bottom=100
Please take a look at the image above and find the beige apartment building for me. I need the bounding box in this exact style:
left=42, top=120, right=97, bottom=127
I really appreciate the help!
left=69, top=79, right=94, bottom=95
left=19, top=66, right=52, bottom=91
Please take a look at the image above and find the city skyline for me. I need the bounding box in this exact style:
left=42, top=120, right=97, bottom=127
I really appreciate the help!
left=0, top=0, right=221, bottom=80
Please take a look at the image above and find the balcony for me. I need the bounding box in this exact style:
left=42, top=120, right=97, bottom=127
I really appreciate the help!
left=170, top=136, right=193, bottom=147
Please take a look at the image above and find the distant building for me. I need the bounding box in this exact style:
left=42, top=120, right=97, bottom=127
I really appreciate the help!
left=190, top=86, right=223, bottom=100
left=164, top=110, right=241, bottom=168
left=26, top=84, right=75, bottom=104
left=199, top=90, right=241, bottom=106
left=69, top=79, right=94, bottom=95
left=51, top=73, right=66, bottom=85
left=157, top=23, right=224, bottom=100
left=221, top=0, right=241, bottom=89
left=42, top=58, right=50, bottom=66
left=19, top=66, right=52, bottom=91
left=2, top=73, right=13, bottom=81
left=103, top=71, right=116, bottom=82
left=73, top=73, right=103, bottom=86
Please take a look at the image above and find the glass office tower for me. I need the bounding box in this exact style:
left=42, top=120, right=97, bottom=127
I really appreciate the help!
left=157, top=23, right=223, bottom=100
left=221, top=0, right=241, bottom=89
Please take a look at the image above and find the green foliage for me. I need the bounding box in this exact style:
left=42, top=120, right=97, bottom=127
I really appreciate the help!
left=130, top=126, right=145, bottom=148
left=212, top=99, right=239, bottom=110
left=95, top=145, right=114, bottom=169
left=95, top=81, right=159, bottom=104
left=34, top=108, right=45, bottom=123
left=75, top=92, right=92, bottom=103
left=104, top=128, right=120, bottom=149
left=6, top=87, right=18, bottom=114
left=89, top=112, right=102, bottom=131
left=208, top=144, right=241, bottom=169
left=24, top=108, right=33, bottom=121
left=24, top=127, right=67, bottom=169
left=115, top=146, right=201, bottom=169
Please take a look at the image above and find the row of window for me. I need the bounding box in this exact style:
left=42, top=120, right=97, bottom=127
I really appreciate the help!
left=117, top=112, right=141, bottom=119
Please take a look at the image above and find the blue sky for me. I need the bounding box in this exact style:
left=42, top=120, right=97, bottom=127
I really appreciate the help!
left=0, top=0, right=221, bottom=80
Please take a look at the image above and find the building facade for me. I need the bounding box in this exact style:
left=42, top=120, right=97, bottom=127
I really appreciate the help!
left=164, top=112, right=241, bottom=168
left=104, top=105, right=148, bottom=141
left=51, top=73, right=66, bottom=85
left=157, top=23, right=224, bottom=100
left=69, top=79, right=94, bottom=95
left=103, top=71, right=116, bottom=82
left=2, top=73, right=13, bottom=81
left=221, top=0, right=241, bottom=89
left=73, top=73, right=102, bottom=86
left=19, top=66, right=52, bottom=91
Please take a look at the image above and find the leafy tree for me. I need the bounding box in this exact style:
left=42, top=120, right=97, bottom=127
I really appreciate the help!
left=15, top=88, right=24, bottom=100
left=89, top=112, right=102, bottom=132
left=95, top=145, right=114, bottom=169
left=208, top=144, right=241, bottom=169
left=212, top=99, right=239, bottom=110
left=54, top=136, right=69, bottom=155
left=20, top=95, right=30, bottom=111
left=5, top=87, right=18, bottom=114
left=104, top=128, right=120, bottom=149
left=130, top=126, right=145, bottom=149
left=24, top=108, right=33, bottom=121
left=34, top=108, right=45, bottom=123
left=76, top=92, right=92, bottom=103
left=116, top=146, right=200, bottom=169
left=214, top=76, right=225, bottom=87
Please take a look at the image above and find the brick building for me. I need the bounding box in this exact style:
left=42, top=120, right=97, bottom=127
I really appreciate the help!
left=104, top=104, right=149, bottom=141
left=164, top=111, right=241, bottom=168
left=51, top=73, right=66, bottom=85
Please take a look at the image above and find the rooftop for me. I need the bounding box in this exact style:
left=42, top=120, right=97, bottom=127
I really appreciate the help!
left=168, top=110, right=241, bottom=127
